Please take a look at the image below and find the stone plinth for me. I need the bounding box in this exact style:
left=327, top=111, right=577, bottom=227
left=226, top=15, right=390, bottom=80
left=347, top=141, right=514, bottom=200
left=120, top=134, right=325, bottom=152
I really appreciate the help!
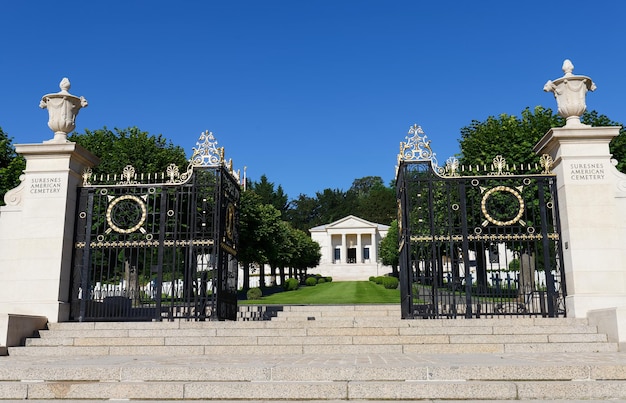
left=0, top=142, right=99, bottom=323
left=534, top=125, right=626, bottom=318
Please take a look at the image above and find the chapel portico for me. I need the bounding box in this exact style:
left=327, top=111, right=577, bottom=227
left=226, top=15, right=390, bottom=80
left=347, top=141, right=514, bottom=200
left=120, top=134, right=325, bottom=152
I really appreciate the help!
left=310, top=215, right=391, bottom=280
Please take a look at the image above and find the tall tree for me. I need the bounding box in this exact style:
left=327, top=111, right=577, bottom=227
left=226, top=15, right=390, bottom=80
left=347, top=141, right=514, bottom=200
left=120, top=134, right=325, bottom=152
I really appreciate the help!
left=315, top=188, right=357, bottom=225
left=69, top=126, right=188, bottom=175
left=238, top=189, right=284, bottom=289
left=348, top=177, right=396, bottom=225
left=459, top=106, right=562, bottom=167
left=238, top=191, right=267, bottom=290
left=254, top=203, right=283, bottom=287
left=266, top=220, right=295, bottom=286
left=249, top=174, right=289, bottom=216
left=379, top=219, right=399, bottom=277
left=349, top=176, right=385, bottom=197
left=459, top=106, right=626, bottom=172
left=290, top=227, right=322, bottom=281
left=0, top=128, right=25, bottom=206
left=286, top=194, right=320, bottom=232
left=585, top=110, right=626, bottom=173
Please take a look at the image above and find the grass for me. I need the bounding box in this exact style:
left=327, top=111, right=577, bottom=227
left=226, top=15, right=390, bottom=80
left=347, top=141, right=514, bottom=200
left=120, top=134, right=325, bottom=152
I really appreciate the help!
left=240, top=281, right=400, bottom=305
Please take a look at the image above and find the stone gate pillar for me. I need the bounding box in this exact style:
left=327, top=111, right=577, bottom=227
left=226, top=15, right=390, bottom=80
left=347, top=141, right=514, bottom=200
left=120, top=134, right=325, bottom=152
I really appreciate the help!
left=0, top=79, right=98, bottom=324
left=535, top=60, right=626, bottom=318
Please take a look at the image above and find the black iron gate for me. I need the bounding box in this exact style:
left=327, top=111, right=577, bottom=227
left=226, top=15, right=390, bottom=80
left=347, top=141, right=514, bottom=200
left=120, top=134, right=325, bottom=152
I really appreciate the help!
left=397, top=125, right=565, bottom=319
left=70, top=132, right=240, bottom=321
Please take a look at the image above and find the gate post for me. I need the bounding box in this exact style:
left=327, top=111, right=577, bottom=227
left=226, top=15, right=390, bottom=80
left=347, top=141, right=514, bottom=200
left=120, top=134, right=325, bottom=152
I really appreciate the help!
left=0, top=143, right=98, bottom=322
left=0, top=79, right=98, bottom=327
left=536, top=60, right=626, bottom=318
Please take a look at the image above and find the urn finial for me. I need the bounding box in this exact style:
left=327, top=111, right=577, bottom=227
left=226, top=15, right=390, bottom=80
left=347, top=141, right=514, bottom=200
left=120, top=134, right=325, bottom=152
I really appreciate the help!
left=544, top=60, right=596, bottom=127
left=562, top=59, right=574, bottom=76
left=40, top=77, right=88, bottom=143
left=59, top=77, right=71, bottom=93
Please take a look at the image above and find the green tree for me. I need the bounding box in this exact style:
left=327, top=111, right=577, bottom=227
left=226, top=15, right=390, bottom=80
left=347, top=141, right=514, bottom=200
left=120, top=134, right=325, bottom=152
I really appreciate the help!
left=238, top=189, right=284, bottom=289
left=349, top=176, right=385, bottom=197
left=583, top=110, right=626, bottom=173
left=249, top=174, right=289, bottom=216
left=0, top=128, right=25, bottom=206
left=379, top=219, right=399, bottom=277
left=349, top=177, right=396, bottom=225
left=315, top=188, right=357, bottom=225
left=459, top=106, right=626, bottom=172
left=286, top=193, right=320, bottom=232
left=266, top=220, right=295, bottom=286
left=458, top=106, right=562, bottom=167
left=238, top=191, right=267, bottom=290
left=69, top=126, right=188, bottom=175
left=286, top=177, right=396, bottom=233
left=290, top=227, right=321, bottom=281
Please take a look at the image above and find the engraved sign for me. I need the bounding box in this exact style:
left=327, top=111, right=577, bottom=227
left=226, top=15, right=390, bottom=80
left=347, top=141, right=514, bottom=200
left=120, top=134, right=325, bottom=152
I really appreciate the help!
left=568, top=162, right=606, bottom=182
left=29, top=175, right=64, bottom=196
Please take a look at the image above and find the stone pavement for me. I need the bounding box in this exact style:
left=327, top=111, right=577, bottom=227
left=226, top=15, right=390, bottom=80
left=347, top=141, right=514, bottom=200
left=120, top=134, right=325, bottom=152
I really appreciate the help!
left=2, top=350, right=626, bottom=401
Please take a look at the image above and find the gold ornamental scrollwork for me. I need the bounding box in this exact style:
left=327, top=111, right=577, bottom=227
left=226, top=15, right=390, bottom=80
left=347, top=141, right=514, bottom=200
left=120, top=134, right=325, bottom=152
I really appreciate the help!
left=225, top=202, right=235, bottom=242
left=539, top=154, right=554, bottom=174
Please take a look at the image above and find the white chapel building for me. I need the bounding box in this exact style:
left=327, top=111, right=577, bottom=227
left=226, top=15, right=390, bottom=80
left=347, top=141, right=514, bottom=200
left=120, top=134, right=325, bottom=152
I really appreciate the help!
left=309, top=215, right=392, bottom=281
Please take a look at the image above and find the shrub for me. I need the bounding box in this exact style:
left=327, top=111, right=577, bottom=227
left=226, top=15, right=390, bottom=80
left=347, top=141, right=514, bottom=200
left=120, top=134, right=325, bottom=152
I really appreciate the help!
left=369, top=276, right=376, bottom=282
left=305, top=277, right=317, bottom=286
left=284, top=278, right=299, bottom=291
left=374, top=276, right=384, bottom=285
left=246, top=287, right=262, bottom=300
left=325, top=276, right=332, bottom=283
left=317, top=277, right=326, bottom=284
left=382, top=276, right=399, bottom=289
left=508, top=258, right=521, bottom=271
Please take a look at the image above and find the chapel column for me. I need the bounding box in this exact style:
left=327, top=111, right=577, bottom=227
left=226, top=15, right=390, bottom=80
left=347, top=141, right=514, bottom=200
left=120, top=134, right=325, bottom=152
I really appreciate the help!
left=371, top=229, right=377, bottom=262
left=356, top=232, right=362, bottom=263
left=341, top=233, right=347, bottom=263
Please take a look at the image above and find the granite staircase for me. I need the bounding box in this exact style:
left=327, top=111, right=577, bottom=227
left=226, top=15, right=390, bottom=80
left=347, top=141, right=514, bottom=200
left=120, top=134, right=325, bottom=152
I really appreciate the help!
left=1, top=304, right=625, bottom=401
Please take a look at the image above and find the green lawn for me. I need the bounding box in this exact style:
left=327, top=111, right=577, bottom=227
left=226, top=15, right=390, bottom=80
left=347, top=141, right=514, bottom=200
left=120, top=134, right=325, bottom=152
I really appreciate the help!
left=240, top=281, right=400, bottom=305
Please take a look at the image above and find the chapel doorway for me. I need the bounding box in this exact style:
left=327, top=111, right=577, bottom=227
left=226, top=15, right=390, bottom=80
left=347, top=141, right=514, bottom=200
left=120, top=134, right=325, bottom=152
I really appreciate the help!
left=347, top=248, right=357, bottom=264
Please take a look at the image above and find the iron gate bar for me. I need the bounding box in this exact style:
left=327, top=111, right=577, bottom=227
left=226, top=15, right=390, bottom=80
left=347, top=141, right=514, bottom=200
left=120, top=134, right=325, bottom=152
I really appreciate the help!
left=78, top=189, right=95, bottom=322
left=459, top=180, right=473, bottom=318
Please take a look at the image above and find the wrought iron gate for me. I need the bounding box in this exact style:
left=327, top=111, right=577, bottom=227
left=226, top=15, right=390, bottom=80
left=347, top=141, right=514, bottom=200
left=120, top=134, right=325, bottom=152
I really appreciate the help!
left=70, top=131, right=240, bottom=321
left=397, top=125, right=566, bottom=319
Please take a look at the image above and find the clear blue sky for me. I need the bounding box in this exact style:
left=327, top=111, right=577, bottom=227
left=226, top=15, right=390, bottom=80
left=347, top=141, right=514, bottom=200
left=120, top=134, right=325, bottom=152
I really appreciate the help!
left=1, top=1, right=624, bottom=199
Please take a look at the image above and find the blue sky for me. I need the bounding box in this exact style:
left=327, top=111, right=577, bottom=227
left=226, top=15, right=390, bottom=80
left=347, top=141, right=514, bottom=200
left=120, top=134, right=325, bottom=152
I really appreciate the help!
left=1, top=1, right=624, bottom=199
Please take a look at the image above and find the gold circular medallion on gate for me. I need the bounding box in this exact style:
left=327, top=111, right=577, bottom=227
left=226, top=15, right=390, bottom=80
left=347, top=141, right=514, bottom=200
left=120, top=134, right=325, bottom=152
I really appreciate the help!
left=480, top=185, right=525, bottom=226
left=106, top=194, right=147, bottom=234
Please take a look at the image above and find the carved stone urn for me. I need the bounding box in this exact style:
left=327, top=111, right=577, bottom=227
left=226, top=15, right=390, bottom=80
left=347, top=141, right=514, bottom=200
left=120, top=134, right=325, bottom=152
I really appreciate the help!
left=543, top=60, right=596, bottom=127
left=39, top=78, right=88, bottom=142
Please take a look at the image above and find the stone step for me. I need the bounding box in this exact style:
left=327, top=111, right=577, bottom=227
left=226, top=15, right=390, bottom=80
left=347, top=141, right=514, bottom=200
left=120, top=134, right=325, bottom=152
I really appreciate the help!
left=42, top=315, right=593, bottom=329
left=27, top=331, right=609, bottom=347
left=0, top=352, right=625, bottom=400
left=11, top=340, right=618, bottom=357
left=2, top=379, right=626, bottom=400
left=36, top=322, right=601, bottom=339
left=10, top=308, right=615, bottom=357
